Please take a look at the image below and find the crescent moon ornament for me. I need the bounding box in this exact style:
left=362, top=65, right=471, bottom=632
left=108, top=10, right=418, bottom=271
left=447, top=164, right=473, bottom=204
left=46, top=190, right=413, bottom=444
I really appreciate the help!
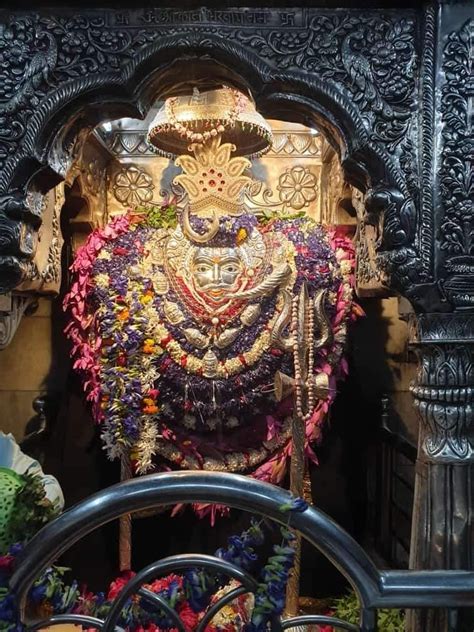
left=182, top=205, right=219, bottom=244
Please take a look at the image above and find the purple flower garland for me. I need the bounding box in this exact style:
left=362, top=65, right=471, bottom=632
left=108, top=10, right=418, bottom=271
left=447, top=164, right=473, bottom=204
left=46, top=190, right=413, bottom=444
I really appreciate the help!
left=64, top=207, right=359, bottom=494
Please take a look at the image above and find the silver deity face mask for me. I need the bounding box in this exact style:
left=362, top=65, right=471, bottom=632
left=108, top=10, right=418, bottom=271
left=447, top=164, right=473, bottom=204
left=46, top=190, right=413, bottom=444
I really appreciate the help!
left=192, top=248, right=244, bottom=298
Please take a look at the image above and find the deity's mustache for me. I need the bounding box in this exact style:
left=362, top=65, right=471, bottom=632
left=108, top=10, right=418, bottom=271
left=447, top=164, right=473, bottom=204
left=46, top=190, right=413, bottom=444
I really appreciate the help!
left=195, top=283, right=236, bottom=300
left=201, top=284, right=228, bottom=293
left=233, top=263, right=291, bottom=300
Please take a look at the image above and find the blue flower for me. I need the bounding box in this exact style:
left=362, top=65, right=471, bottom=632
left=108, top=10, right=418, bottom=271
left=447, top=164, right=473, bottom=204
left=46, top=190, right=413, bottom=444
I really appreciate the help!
left=0, top=591, right=20, bottom=628
left=30, top=583, right=47, bottom=603
left=279, top=497, right=308, bottom=513
left=250, top=524, right=296, bottom=631
left=217, top=536, right=258, bottom=572
left=8, top=543, right=22, bottom=556
left=183, top=569, right=215, bottom=612
left=123, top=415, right=139, bottom=439
left=266, top=579, right=286, bottom=612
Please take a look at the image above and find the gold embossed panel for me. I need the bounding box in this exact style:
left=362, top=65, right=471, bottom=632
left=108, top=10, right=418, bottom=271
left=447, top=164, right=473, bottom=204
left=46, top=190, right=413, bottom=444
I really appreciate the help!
left=103, top=117, right=326, bottom=224
left=248, top=120, right=322, bottom=221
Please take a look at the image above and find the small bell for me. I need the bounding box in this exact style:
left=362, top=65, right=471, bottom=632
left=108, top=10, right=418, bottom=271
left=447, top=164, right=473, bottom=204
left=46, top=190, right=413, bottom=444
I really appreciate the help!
left=274, top=371, right=295, bottom=402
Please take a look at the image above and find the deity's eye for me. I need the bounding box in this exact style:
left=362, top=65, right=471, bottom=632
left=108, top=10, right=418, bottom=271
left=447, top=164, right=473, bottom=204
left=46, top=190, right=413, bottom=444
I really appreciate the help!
left=223, top=263, right=240, bottom=274
left=196, top=264, right=211, bottom=274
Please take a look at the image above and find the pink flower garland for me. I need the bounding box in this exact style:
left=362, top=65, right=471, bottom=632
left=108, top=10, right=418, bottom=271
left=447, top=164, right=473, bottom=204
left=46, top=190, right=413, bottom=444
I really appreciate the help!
left=64, top=214, right=360, bottom=497
left=63, top=213, right=133, bottom=419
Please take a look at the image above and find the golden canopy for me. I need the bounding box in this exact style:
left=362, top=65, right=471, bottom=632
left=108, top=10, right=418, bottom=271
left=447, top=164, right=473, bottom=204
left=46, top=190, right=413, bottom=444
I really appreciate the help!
left=147, top=86, right=273, bottom=158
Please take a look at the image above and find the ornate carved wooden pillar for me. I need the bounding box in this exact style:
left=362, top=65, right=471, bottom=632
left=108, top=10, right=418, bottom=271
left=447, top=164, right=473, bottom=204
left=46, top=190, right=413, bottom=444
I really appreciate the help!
left=408, top=313, right=474, bottom=631
left=404, top=5, right=473, bottom=629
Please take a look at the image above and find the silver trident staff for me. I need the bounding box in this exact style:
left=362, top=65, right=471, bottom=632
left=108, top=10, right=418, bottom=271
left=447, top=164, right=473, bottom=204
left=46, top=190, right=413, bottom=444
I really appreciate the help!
left=273, top=283, right=332, bottom=617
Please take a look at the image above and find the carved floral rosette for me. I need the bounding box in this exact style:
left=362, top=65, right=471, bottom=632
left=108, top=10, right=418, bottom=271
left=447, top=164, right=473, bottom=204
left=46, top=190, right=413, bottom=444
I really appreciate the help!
left=64, top=208, right=357, bottom=508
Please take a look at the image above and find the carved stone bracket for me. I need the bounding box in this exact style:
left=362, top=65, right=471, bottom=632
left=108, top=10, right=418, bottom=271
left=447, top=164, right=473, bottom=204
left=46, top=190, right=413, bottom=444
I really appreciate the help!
left=363, top=185, right=419, bottom=294
left=0, top=293, right=36, bottom=350
left=409, top=312, right=473, bottom=483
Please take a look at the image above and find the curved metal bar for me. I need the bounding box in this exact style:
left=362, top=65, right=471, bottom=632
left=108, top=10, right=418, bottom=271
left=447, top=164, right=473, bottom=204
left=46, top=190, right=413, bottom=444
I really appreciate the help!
left=376, top=569, right=474, bottom=608
left=11, top=471, right=382, bottom=620
left=282, top=614, right=359, bottom=631
left=196, top=585, right=247, bottom=632
left=138, top=587, right=186, bottom=632
left=28, top=614, right=109, bottom=630
left=359, top=607, right=377, bottom=632
left=103, top=553, right=258, bottom=632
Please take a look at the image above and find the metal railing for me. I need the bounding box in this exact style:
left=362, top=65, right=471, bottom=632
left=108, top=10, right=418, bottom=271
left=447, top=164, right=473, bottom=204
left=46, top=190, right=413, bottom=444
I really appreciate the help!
left=10, top=471, right=474, bottom=631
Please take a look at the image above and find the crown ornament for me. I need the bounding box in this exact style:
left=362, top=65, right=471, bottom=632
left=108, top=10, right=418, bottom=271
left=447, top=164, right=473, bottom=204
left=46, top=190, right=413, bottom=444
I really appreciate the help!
left=175, top=135, right=252, bottom=216
left=148, top=86, right=272, bottom=245
left=175, top=135, right=253, bottom=244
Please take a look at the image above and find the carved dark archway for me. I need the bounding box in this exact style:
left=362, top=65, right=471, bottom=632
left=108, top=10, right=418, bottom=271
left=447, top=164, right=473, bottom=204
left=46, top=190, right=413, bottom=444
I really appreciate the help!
left=0, top=11, right=421, bottom=300
left=0, top=7, right=472, bottom=632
